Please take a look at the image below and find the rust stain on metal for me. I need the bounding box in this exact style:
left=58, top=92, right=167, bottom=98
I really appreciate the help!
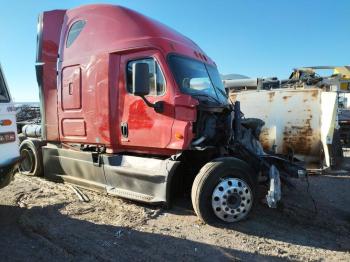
left=230, top=93, right=237, bottom=102
left=282, top=117, right=314, bottom=155
left=259, top=128, right=272, bottom=151
left=311, top=90, right=318, bottom=99
left=268, top=92, right=275, bottom=102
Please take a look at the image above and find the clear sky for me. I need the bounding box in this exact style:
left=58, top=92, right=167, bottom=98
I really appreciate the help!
left=0, top=0, right=349, bottom=102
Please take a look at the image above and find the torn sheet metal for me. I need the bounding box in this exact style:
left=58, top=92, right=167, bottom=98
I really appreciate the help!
left=266, top=165, right=281, bottom=208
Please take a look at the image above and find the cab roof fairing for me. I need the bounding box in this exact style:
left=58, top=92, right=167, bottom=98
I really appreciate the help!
left=60, top=4, right=215, bottom=65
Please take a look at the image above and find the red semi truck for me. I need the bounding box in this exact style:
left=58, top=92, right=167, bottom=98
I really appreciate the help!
left=19, top=4, right=305, bottom=224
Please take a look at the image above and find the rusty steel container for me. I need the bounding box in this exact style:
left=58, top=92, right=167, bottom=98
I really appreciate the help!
left=230, top=88, right=338, bottom=168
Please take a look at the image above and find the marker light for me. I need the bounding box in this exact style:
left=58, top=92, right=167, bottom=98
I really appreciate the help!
left=0, top=119, right=12, bottom=126
left=175, top=132, right=184, bottom=140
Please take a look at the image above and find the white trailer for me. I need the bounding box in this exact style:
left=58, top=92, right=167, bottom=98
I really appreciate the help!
left=0, top=63, right=20, bottom=188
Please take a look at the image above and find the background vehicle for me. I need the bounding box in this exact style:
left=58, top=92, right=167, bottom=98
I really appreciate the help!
left=0, top=63, right=20, bottom=188
left=18, top=4, right=304, bottom=224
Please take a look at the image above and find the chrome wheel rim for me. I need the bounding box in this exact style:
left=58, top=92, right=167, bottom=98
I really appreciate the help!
left=19, top=149, right=34, bottom=174
left=211, top=178, right=253, bottom=222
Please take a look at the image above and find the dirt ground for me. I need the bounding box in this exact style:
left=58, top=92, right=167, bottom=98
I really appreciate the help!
left=0, top=170, right=349, bottom=261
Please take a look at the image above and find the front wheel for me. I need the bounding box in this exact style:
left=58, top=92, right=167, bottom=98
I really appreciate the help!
left=191, top=158, right=256, bottom=224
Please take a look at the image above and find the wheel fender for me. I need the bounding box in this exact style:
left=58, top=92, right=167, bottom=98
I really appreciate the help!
left=205, top=157, right=258, bottom=185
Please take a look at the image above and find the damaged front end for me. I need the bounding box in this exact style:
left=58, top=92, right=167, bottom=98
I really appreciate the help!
left=228, top=101, right=307, bottom=208
left=192, top=97, right=306, bottom=208
left=189, top=97, right=306, bottom=209
left=190, top=101, right=233, bottom=148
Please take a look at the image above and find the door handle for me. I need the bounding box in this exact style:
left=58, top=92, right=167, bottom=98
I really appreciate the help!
left=120, top=122, right=128, bottom=138
left=68, top=83, right=73, bottom=95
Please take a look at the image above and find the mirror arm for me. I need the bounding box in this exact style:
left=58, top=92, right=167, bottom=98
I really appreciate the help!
left=140, top=95, right=164, bottom=113
left=140, top=95, right=154, bottom=108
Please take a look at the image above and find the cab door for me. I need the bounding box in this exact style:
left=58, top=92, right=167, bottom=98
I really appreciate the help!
left=118, top=50, right=174, bottom=152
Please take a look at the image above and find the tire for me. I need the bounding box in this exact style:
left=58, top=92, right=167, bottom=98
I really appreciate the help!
left=18, top=139, right=43, bottom=177
left=191, top=157, right=256, bottom=224
left=0, top=173, right=14, bottom=189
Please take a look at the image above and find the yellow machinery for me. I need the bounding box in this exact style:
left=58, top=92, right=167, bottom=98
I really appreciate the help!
left=333, top=66, right=350, bottom=91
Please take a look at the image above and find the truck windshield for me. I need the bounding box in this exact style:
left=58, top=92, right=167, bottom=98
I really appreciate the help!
left=0, top=70, right=10, bottom=103
left=168, top=55, right=228, bottom=105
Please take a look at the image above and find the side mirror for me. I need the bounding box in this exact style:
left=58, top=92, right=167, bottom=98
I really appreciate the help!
left=132, top=63, right=150, bottom=96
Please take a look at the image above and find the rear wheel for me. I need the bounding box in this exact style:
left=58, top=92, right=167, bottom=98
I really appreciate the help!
left=18, top=139, right=43, bottom=177
left=191, top=157, right=256, bottom=224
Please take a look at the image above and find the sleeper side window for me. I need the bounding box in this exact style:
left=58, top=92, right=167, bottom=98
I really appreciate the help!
left=66, top=20, right=86, bottom=48
left=126, top=58, right=165, bottom=96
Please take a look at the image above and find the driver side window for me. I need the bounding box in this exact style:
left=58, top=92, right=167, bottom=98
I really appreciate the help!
left=126, top=58, right=165, bottom=96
